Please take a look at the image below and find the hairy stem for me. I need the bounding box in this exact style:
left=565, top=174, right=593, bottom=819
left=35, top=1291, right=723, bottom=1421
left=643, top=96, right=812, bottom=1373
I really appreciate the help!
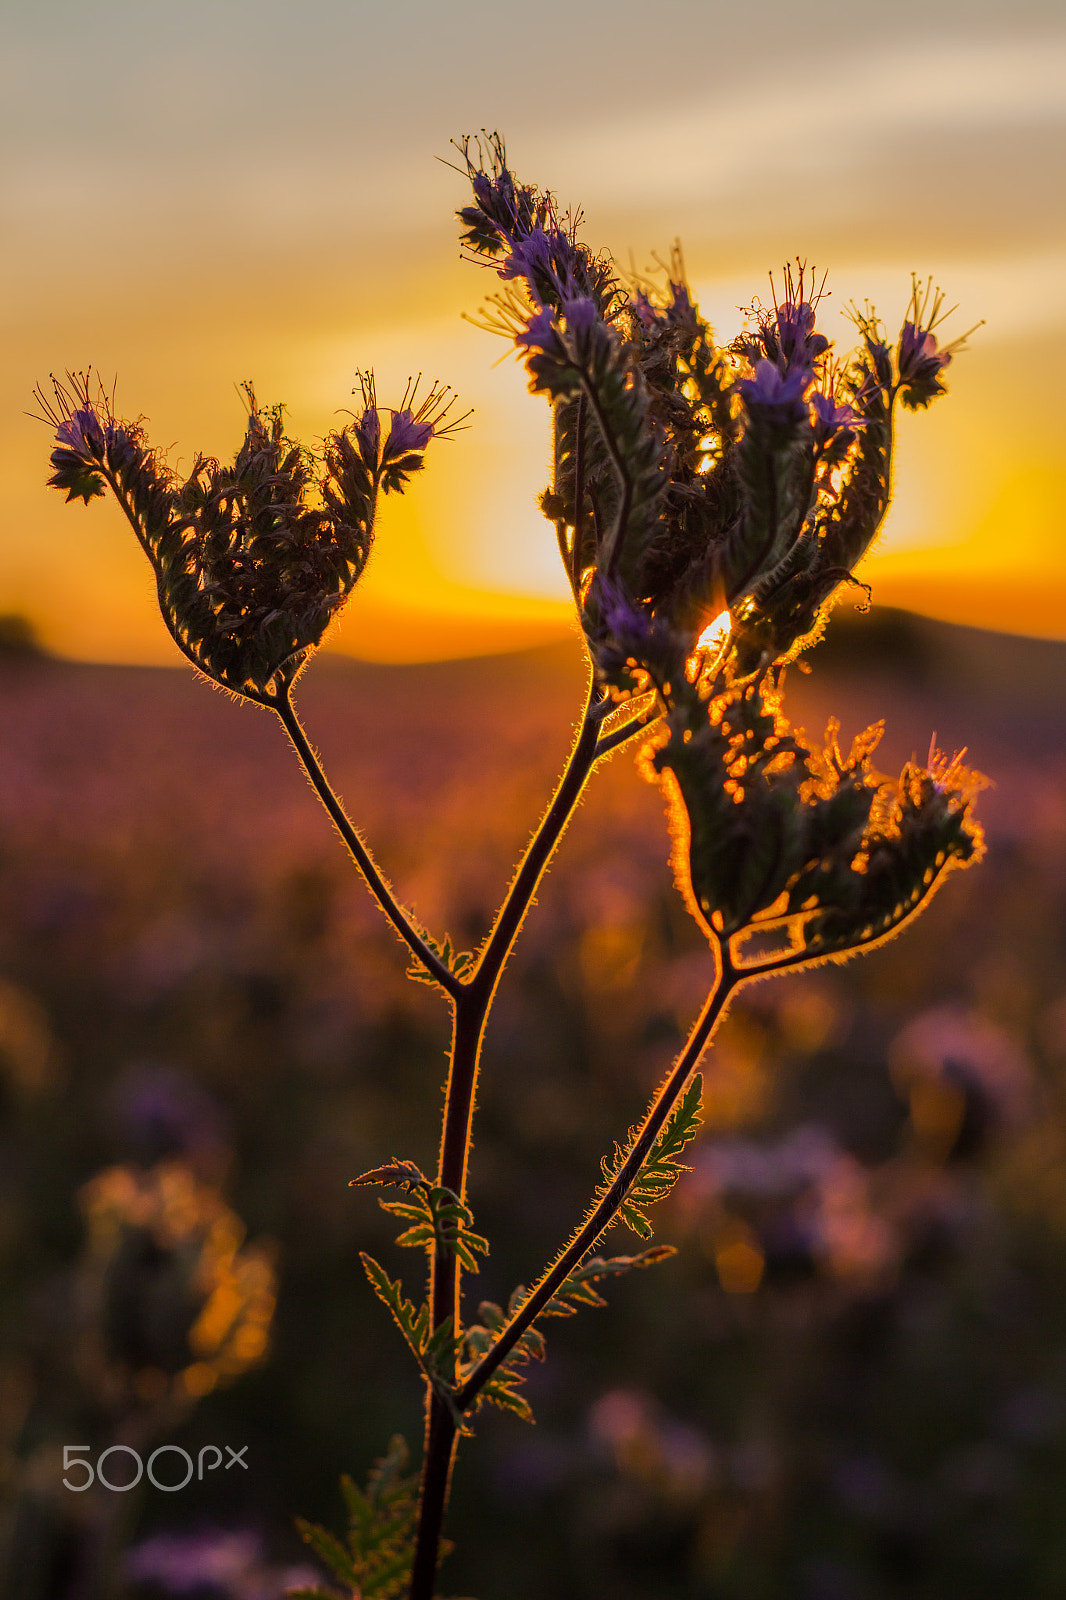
left=595, top=704, right=659, bottom=759
left=469, top=678, right=605, bottom=1011
left=408, top=1394, right=458, bottom=1600
left=409, top=681, right=610, bottom=1599
left=455, top=959, right=737, bottom=1411
left=274, top=685, right=461, bottom=995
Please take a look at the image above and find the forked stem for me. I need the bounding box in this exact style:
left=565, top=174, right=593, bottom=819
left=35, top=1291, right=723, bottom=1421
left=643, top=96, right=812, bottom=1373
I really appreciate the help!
left=457, top=957, right=736, bottom=1411
left=409, top=681, right=608, bottom=1599
left=274, top=684, right=462, bottom=996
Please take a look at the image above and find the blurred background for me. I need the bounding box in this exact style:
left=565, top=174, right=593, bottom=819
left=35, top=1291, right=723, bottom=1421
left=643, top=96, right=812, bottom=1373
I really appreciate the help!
left=3, top=0, right=1066, bottom=1596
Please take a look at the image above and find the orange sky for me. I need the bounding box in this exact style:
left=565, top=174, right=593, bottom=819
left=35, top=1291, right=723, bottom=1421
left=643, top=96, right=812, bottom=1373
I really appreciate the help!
left=4, top=2, right=1065, bottom=662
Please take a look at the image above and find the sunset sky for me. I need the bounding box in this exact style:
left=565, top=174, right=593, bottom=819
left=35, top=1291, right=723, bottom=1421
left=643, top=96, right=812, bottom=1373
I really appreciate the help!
left=4, top=0, right=1064, bottom=663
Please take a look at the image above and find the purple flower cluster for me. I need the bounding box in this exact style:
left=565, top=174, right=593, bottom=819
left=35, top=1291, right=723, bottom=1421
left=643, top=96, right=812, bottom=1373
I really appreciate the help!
left=736, top=270, right=834, bottom=430
left=347, top=374, right=465, bottom=495
left=771, top=300, right=830, bottom=373
left=54, top=403, right=106, bottom=457
left=896, top=320, right=952, bottom=409
left=811, top=389, right=865, bottom=450
left=499, top=224, right=584, bottom=307
left=738, top=359, right=811, bottom=426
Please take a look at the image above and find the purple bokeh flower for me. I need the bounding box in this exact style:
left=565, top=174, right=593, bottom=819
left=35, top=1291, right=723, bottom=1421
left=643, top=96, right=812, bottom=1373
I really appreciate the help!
left=124, top=1529, right=320, bottom=1599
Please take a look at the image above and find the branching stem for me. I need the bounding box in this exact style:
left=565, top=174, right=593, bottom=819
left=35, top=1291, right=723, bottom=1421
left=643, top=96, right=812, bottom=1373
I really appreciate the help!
left=455, top=955, right=737, bottom=1411
left=274, top=684, right=462, bottom=996
left=408, top=678, right=622, bottom=1600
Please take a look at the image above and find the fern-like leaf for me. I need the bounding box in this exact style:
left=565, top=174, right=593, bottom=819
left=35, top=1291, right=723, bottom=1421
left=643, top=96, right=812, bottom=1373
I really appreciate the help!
left=406, top=932, right=477, bottom=988
left=544, top=1246, right=677, bottom=1315
left=295, top=1435, right=423, bottom=1600
left=599, top=1075, right=704, bottom=1239
left=354, top=1167, right=489, bottom=1273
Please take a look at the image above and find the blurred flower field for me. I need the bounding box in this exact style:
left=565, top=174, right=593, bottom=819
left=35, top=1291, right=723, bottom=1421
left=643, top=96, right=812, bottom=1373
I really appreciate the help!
left=0, top=608, right=1064, bottom=1600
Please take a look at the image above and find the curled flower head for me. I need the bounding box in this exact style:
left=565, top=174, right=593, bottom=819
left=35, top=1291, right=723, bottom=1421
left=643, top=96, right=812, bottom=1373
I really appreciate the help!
left=55, top=403, right=106, bottom=456
left=498, top=225, right=585, bottom=308
left=32, top=370, right=123, bottom=504
left=455, top=131, right=543, bottom=258
left=773, top=300, right=830, bottom=371
left=384, top=410, right=434, bottom=457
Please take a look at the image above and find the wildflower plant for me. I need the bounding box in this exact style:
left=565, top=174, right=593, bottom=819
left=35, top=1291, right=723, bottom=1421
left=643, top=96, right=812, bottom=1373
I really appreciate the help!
left=36, top=132, right=984, bottom=1599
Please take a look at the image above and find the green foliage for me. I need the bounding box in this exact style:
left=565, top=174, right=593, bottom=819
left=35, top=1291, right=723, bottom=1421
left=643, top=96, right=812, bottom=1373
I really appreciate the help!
left=352, top=1163, right=490, bottom=1273
left=359, top=1255, right=460, bottom=1384
left=459, top=1287, right=545, bottom=1424
left=542, top=1246, right=677, bottom=1314
left=293, top=1434, right=420, bottom=1599
left=459, top=1248, right=677, bottom=1423
left=406, top=933, right=476, bottom=988
left=599, top=1075, right=704, bottom=1239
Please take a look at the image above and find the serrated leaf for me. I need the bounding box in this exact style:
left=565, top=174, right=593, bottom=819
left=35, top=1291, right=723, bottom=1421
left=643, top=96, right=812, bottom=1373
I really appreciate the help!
left=597, top=1076, right=704, bottom=1239
left=481, top=1374, right=535, bottom=1424
left=370, top=1183, right=490, bottom=1272
left=359, top=1254, right=429, bottom=1370
left=350, top=1160, right=429, bottom=1192
left=477, top=1301, right=505, bottom=1331
left=544, top=1247, right=676, bottom=1316
left=294, top=1520, right=359, bottom=1587
left=296, top=1436, right=421, bottom=1600
left=405, top=930, right=477, bottom=987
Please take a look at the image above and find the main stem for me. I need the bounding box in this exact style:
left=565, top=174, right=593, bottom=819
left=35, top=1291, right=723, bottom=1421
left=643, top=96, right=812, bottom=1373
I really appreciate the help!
left=408, top=685, right=613, bottom=1600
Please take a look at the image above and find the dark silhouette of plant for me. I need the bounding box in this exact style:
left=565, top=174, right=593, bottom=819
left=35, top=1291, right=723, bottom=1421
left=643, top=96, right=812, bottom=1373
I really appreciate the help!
left=36, top=132, right=983, bottom=1600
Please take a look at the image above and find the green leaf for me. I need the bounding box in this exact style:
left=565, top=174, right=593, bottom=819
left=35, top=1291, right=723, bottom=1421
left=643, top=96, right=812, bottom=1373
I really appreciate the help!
left=599, top=1075, right=704, bottom=1239
left=359, top=1253, right=430, bottom=1369
left=295, top=1436, right=425, bottom=1600
left=359, top=1254, right=462, bottom=1388
left=366, top=1181, right=489, bottom=1273
left=544, top=1246, right=677, bottom=1316
left=350, top=1159, right=429, bottom=1192
left=294, top=1520, right=359, bottom=1587
left=406, top=931, right=477, bottom=987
